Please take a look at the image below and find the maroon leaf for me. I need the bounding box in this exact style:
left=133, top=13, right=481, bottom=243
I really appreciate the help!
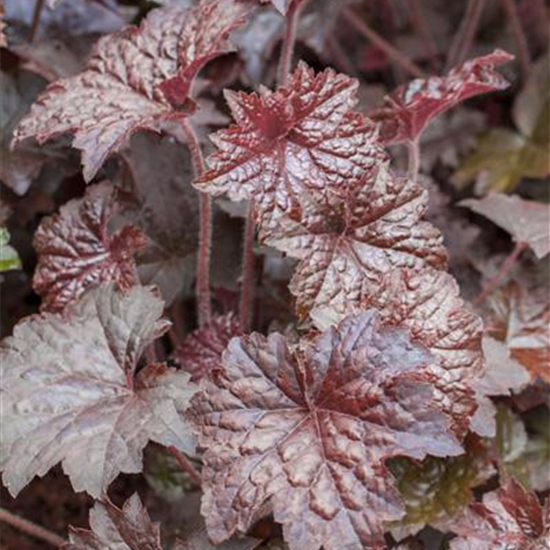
left=196, top=62, right=386, bottom=224
left=312, top=268, right=485, bottom=437
left=266, top=164, right=447, bottom=316
left=172, top=313, right=240, bottom=382
left=190, top=311, right=462, bottom=550
left=64, top=493, right=163, bottom=550
left=460, top=193, right=550, bottom=259
left=485, top=281, right=550, bottom=384
left=0, top=284, right=198, bottom=497
left=449, top=478, right=549, bottom=550
left=12, top=0, right=251, bottom=181
left=370, top=50, right=513, bottom=145
left=33, top=182, right=146, bottom=312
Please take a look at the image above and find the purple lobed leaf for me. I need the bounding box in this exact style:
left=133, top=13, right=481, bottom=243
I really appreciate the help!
left=0, top=284, right=198, bottom=498
left=190, top=311, right=462, bottom=550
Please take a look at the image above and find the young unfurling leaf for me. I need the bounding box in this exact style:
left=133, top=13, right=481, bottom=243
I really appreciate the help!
left=171, top=313, right=240, bottom=382
left=190, top=311, right=461, bottom=550
left=266, top=164, right=447, bottom=317
left=33, top=182, right=146, bottom=312
left=12, top=0, right=251, bottom=181
left=370, top=50, right=513, bottom=145
left=449, top=478, right=550, bottom=550
left=64, top=493, right=163, bottom=550
left=196, top=63, right=386, bottom=224
left=460, top=193, right=550, bottom=259
left=0, top=284, right=197, bottom=498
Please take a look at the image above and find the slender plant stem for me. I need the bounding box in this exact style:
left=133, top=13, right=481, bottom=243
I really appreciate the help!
left=29, top=0, right=45, bottom=42
left=499, top=0, right=531, bottom=80
left=407, top=138, right=420, bottom=181
left=474, top=241, right=527, bottom=305
left=445, top=0, right=486, bottom=71
left=239, top=202, right=256, bottom=333
left=237, top=0, right=304, bottom=332
left=277, top=0, right=305, bottom=86
left=182, top=119, right=212, bottom=326
left=169, top=447, right=202, bottom=487
left=0, top=507, right=65, bottom=548
left=342, top=8, right=427, bottom=79
left=407, top=0, right=439, bottom=70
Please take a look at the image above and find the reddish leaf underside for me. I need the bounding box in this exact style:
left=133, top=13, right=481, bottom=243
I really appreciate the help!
left=172, top=312, right=241, bottom=382
left=449, top=478, right=550, bottom=550
left=370, top=50, right=513, bottom=145
left=265, top=163, right=448, bottom=317
left=461, top=193, right=550, bottom=259
left=196, top=62, right=386, bottom=224
left=190, top=311, right=462, bottom=550
left=64, top=493, right=163, bottom=550
left=33, top=181, right=146, bottom=313
left=486, top=281, right=550, bottom=384
left=12, top=0, right=251, bottom=181
left=0, top=284, right=197, bottom=498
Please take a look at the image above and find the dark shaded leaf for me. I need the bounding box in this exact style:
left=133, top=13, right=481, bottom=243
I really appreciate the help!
left=118, top=133, right=199, bottom=305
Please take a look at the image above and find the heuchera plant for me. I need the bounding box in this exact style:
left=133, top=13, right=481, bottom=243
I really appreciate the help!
left=1, top=1, right=549, bottom=550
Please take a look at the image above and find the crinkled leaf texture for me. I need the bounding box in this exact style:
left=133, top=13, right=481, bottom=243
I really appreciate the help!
left=12, top=0, right=250, bottom=181
left=312, top=269, right=484, bottom=437
left=33, top=181, right=146, bottom=312
left=0, top=284, right=197, bottom=498
left=64, top=493, right=163, bottom=550
left=370, top=50, right=513, bottom=145
left=449, top=478, right=550, bottom=550
left=486, top=281, right=550, bottom=384
left=172, top=313, right=241, bottom=382
left=196, top=62, right=386, bottom=224
left=461, top=193, right=550, bottom=259
left=190, top=311, right=462, bottom=550
left=266, top=163, right=447, bottom=317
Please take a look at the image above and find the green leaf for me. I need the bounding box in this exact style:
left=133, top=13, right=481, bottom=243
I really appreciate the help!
left=454, top=57, right=550, bottom=193
left=492, top=404, right=530, bottom=487
left=388, top=437, right=494, bottom=534
left=0, top=228, right=22, bottom=272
